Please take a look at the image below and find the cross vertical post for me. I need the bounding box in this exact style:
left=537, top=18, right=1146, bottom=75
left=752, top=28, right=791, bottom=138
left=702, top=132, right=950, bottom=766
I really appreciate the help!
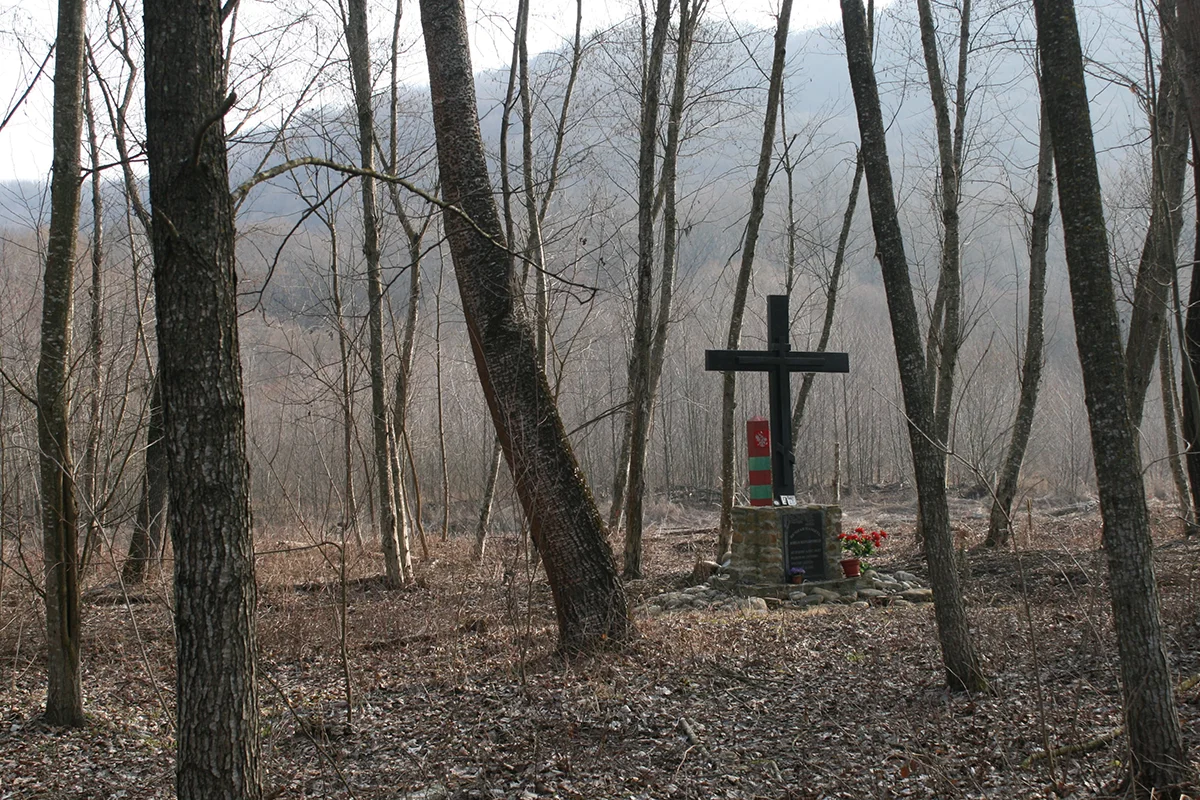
left=765, top=295, right=794, bottom=502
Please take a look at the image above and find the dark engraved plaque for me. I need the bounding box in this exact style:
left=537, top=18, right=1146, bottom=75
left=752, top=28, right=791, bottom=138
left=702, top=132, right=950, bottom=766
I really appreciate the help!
left=782, top=508, right=827, bottom=581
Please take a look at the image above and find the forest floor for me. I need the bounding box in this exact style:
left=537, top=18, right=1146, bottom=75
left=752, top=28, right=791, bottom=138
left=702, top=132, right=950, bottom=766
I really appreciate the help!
left=1, top=489, right=1199, bottom=799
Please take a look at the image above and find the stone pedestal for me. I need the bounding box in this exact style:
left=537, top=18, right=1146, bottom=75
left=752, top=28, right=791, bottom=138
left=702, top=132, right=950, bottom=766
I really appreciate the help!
left=728, top=504, right=842, bottom=584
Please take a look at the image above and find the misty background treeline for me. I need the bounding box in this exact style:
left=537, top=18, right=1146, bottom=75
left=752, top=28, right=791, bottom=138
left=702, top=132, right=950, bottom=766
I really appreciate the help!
left=0, top=0, right=1181, bottom=542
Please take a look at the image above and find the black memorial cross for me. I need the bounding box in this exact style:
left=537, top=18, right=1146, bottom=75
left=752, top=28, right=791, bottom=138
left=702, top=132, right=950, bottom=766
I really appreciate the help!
left=705, top=295, right=849, bottom=504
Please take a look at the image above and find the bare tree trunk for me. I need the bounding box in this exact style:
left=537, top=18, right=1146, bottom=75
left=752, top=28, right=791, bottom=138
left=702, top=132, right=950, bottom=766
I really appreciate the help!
left=143, top=0, right=262, bottom=794
left=1035, top=0, right=1191, bottom=793
left=623, top=0, right=700, bottom=578
left=987, top=108, right=1054, bottom=547
left=790, top=155, right=863, bottom=445
left=38, top=0, right=87, bottom=728
left=611, top=0, right=670, bottom=542
left=474, top=438, right=504, bottom=561
left=474, top=4, right=525, bottom=557
left=383, top=0, right=426, bottom=574
left=123, top=374, right=167, bottom=585
left=1160, top=334, right=1192, bottom=525
left=841, top=0, right=988, bottom=692
left=419, top=0, right=632, bottom=649
left=641, top=0, right=698, bottom=442
left=477, top=0, right=585, bottom=557
left=1178, top=0, right=1200, bottom=526
left=514, top=0, right=549, bottom=367
left=80, top=76, right=104, bottom=575
left=1124, top=0, right=1190, bottom=429
left=327, top=220, right=361, bottom=547
left=344, top=0, right=403, bottom=587
left=716, top=0, right=793, bottom=560
left=435, top=271, right=451, bottom=541
left=387, top=234, right=422, bottom=572
left=916, top=0, right=971, bottom=496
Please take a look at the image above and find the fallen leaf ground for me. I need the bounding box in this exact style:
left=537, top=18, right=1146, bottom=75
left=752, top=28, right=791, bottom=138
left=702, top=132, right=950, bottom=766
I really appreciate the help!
left=1, top=493, right=1198, bottom=799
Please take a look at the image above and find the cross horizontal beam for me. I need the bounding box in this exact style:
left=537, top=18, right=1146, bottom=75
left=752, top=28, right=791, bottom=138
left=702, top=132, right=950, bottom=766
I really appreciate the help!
left=705, top=350, right=849, bottom=373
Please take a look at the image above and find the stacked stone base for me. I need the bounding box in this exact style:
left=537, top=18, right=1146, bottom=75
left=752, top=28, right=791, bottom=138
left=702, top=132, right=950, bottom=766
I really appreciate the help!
left=727, top=504, right=843, bottom=584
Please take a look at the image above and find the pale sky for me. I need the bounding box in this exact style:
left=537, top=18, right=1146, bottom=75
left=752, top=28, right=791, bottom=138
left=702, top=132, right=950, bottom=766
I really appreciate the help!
left=0, top=0, right=855, bottom=183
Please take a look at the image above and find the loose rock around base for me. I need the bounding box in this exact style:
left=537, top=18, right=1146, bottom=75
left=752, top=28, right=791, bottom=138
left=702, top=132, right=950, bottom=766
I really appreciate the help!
left=633, top=570, right=932, bottom=617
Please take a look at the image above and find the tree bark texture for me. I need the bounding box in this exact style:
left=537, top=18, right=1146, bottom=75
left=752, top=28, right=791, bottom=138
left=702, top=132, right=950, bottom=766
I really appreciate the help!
left=987, top=109, right=1054, bottom=546
left=143, top=0, right=262, bottom=795
left=1035, top=0, right=1191, bottom=794
left=38, top=0, right=87, bottom=728
left=716, top=0, right=793, bottom=559
left=344, top=0, right=406, bottom=587
left=419, top=0, right=631, bottom=650
left=841, top=0, right=987, bottom=692
left=1124, top=0, right=1191, bottom=429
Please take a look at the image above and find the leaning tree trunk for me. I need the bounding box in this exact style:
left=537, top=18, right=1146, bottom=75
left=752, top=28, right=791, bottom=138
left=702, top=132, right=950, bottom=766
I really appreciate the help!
left=419, top=0, right=631, bottom=650
left=344, top=0, right=405, bottom=587
left=716, top=0, right=793, bottom=560
left=1123, top=0, right=1190, bottom=429
left=477, top=0, right=585, bottom=558
left=38, top=0, right=87, bottom=728
left=1034, top=0, right=1192, bottom=794
left=143, top=0, right=263, bottom=796
left=841, top=0, right=988, bottom=692
left=987, top=107, right=1054, bottom=547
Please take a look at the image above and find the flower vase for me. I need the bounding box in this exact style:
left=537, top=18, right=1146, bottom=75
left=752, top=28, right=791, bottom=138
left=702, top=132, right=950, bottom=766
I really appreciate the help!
left=840, top=558, right=861, bottom=578
left=790, top=575, right=805, bottom=585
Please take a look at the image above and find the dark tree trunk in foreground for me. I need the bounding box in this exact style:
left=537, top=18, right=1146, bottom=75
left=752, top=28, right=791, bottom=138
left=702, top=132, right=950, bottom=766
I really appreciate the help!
left=38, top=0, right=87, bottom=728
left=987, top=108, right=1053, bottom=546
left=841, top=0, right=987, bottom=692
left=1035, top=0, right=1191, bottom=794
left=419, top=0, right=631, bottom=650
left=143, top=0, right=262, bottom=796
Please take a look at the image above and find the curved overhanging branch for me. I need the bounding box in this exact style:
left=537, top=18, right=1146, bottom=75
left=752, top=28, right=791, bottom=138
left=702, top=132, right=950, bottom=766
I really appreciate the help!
left=231, top=156, right=598, bottom=298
